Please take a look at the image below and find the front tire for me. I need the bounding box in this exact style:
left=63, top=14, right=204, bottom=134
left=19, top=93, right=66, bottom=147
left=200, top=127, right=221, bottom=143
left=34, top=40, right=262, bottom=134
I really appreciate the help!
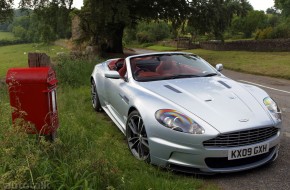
left=126, top=110, right=150, bottom=162
left=91, top=80, right=102, bottom=112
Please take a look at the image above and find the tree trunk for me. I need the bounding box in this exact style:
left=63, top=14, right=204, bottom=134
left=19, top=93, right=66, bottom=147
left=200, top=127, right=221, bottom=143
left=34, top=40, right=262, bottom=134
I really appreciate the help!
left=105, top=25, right=124, bottom=53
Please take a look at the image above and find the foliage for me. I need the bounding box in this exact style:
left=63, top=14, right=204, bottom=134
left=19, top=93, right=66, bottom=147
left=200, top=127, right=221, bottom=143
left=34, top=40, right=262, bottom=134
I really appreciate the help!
left=1, top=1, right=74, bottom=44
left=135, top=21, right=171, bottom=43
left=123, top=27, right=137, bottom=44
left=231, top=10, right=268, bottom=38
left=255, top=27, right=274, bottom=39
left=0, top=39, right=28, bottom=46
left=53, top=56, right=98, bottom=87
left=77, top=0, right=190, bottom=53
left=0, top=0, right=13, bottom=22
left=77, top=0, right=130, bottom=53
left=0, top=22, right=10, bottom=31
left=271, top=21, right=290, bottom=38
left=275, top=0, right=290, bottom=17
left=255, top=20, right=290, bottom=39
left=187, top=0, right=253, bottom=41
left=266, top=7, right=279, bottom=15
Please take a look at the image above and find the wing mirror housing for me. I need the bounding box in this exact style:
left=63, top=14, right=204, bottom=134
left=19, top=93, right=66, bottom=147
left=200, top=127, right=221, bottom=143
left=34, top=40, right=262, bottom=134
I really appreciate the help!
left=216, top=64, right=223, bottom=72
left=105, top=71, right=121, bottom=79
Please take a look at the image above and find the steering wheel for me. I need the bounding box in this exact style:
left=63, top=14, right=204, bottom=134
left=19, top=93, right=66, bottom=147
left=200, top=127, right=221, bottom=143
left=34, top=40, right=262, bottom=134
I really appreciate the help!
left=134, top=68, right=151, bottom=76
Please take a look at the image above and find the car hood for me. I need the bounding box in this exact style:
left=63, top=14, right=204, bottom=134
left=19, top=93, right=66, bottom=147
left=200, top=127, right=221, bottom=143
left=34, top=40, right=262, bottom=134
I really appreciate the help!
left=138, top=76, right=273, bottom=133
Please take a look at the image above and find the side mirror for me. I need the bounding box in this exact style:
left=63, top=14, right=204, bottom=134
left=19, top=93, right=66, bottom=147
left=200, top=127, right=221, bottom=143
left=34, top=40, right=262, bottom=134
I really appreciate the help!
left=216, top=64, right=223, bottom=72
left=105, top=71, right=121, bottom=79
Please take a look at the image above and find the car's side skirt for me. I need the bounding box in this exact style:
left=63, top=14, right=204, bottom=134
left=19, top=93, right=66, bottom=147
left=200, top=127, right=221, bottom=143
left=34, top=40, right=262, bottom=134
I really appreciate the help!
left=102, top=104, right=126, bottom=135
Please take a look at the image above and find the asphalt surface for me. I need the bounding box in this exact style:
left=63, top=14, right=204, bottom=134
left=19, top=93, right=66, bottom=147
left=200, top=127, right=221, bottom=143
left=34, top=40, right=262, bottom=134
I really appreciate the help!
left=131, top=49, right=290, bottom=190
left=207, top=70, right=290, bottom=190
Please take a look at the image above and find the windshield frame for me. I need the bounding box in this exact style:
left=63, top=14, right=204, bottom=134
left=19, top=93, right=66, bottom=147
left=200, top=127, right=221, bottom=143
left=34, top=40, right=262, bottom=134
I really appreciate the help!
left=129, top=53, right=218, bottom=82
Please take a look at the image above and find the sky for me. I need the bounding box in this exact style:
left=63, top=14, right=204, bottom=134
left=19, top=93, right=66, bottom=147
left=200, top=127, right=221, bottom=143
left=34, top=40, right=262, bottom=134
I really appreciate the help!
left=14, top=0, right=275, bottom=11
left=248, top=0, right=275, bottom=11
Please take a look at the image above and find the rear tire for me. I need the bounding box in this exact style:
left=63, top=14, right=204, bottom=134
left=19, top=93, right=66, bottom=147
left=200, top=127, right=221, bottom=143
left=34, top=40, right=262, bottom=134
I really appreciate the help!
left=91, top=80, right=102, bottom=112
left=126, top=110, right=150, bottom=162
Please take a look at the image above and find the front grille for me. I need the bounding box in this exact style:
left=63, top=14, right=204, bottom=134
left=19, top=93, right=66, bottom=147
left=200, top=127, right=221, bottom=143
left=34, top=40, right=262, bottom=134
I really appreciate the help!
left=205, top=147, right=275, bottom=169
left=203, top=127, right=279, bottom=148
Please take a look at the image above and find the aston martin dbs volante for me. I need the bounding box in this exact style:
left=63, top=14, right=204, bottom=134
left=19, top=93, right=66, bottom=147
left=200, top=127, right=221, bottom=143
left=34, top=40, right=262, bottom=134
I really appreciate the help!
left=90, top=52, right=282, bottom=174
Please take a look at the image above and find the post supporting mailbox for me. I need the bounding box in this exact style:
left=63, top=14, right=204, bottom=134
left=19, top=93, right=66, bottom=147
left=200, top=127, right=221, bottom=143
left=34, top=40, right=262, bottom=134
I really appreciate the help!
left=6, top=67, right=59, bottom=140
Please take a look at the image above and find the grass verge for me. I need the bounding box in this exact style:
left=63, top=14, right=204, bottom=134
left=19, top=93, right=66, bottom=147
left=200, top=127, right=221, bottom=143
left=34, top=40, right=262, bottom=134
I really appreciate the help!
left=145, top=45, right=178, bottom=51
left=186, top=49, right=290, bottom=80
left=0, top=43, right=68, bottom=78
left=0, top=46, right=216, bottom=189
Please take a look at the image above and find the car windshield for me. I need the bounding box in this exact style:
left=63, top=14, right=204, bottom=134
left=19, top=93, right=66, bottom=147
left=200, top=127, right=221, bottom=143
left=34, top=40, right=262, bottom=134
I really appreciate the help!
left=130, top=54, right=217, bottom=82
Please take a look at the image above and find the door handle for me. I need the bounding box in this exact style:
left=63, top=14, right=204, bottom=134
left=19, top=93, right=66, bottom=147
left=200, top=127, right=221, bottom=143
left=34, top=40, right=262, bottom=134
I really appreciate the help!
left=119, top=93, right=129, bottom=104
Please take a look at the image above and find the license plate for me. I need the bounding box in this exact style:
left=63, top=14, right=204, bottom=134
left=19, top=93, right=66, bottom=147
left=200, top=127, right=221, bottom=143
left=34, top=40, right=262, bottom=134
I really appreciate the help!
left=228, top=143, right=269, bottom=160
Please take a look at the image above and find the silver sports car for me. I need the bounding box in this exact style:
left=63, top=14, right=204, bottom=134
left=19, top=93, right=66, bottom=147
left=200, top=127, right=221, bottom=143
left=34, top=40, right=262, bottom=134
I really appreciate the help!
left=90, top=52, right=282, bottom=174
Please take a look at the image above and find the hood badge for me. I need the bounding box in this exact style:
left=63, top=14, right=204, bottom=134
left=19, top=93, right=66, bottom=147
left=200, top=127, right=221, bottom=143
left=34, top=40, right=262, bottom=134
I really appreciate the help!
left=239, top=119, right=249, bottom=122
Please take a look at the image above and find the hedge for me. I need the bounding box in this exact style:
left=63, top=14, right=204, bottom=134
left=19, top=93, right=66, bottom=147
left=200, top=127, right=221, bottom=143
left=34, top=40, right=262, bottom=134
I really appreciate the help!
left=0, top=39, right=29, bottom=46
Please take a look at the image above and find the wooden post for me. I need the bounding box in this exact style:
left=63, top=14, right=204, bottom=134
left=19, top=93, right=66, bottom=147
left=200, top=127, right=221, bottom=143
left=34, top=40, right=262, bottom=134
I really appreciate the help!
left=28, top=53, right=51, bottom=67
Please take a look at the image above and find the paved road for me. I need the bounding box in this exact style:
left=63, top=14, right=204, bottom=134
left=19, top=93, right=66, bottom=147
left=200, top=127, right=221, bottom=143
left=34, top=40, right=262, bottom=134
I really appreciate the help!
left=132, top=49, right=290, bottom=190
left=208, top=70, right=290, bottom=190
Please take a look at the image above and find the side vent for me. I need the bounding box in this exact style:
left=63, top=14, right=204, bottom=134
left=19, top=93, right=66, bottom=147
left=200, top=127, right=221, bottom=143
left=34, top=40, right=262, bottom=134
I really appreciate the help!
left=164, top=85, right=182, bottom=93
left=218, top=81, right=231, bottom=89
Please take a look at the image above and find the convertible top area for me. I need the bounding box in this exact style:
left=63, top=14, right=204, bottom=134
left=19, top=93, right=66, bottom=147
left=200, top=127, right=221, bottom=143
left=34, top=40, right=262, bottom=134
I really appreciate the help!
left=106, top=53, right=218, bottom=81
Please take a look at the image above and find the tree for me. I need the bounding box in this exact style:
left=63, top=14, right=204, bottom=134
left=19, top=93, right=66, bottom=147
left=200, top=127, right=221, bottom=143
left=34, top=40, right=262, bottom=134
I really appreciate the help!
left=77, top=0, right=130, bottom=53
left=18, top=0, right=74, bottom=43
left=77, top=0, right=190, bottom=53
left=275, top=0, right=290, bottom=16
left=266, top=7, right=279, bottom=14
left=0, top=0, right=14, bottom=22
left=232, top=10, right=267, bottom=38
left=187, top=0, right=252, bottom=41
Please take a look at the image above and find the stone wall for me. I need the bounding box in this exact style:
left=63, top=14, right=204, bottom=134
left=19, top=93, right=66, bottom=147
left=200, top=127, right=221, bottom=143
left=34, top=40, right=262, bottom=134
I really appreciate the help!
left=158, top=40, right=200, bottom=49
left=200, top=39, right=290, bottom=52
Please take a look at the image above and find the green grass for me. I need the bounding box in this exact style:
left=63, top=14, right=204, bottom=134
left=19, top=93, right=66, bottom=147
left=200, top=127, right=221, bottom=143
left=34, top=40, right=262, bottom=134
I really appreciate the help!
left=0, top=44, right=216, bottom=189
left=0, top=32, right=18, bottom=41
left=0, top=43, right=67, bottom=78
left=145, top=45, right=178, bottom=51
left=186, top=49, right=290, bottom=80
left=127, top=43, right=180, bottom=51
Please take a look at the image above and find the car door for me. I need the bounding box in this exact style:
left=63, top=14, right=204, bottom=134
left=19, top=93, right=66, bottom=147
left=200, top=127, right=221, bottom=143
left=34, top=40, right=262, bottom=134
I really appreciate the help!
left=106, top=77, right=130, bottom=125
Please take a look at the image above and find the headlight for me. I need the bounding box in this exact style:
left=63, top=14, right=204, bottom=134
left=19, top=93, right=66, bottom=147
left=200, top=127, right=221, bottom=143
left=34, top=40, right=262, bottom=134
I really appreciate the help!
left=263, top=97, right=282, bottom=121
left=155, top=109, right=205, bottom=134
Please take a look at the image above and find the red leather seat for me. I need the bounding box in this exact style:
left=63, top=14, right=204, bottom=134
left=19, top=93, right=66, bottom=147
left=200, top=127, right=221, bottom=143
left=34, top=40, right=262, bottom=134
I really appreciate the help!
left=108, top=58, right=124, bottom=70
left=138, top=71, right=160, bottom=77
left=118, top=61, right=127, bottom=78
left=156, top=61, right=179, bottom=75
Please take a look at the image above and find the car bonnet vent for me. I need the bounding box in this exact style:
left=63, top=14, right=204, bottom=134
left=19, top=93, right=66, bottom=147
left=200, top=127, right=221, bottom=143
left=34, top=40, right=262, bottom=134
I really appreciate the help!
left=218, top=81, right=231, bottom=89
left=164, top=85, right=182, bottom=93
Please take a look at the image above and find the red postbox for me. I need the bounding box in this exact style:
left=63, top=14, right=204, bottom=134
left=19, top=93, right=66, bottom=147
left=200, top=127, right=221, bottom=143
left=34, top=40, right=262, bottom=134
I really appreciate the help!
left=6, top=67, right=58, bottom=139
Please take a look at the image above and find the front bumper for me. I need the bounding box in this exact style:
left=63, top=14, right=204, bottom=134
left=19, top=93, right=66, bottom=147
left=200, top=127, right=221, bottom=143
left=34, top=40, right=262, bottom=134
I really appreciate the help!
left=148, top=130, right=281, bottom=174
